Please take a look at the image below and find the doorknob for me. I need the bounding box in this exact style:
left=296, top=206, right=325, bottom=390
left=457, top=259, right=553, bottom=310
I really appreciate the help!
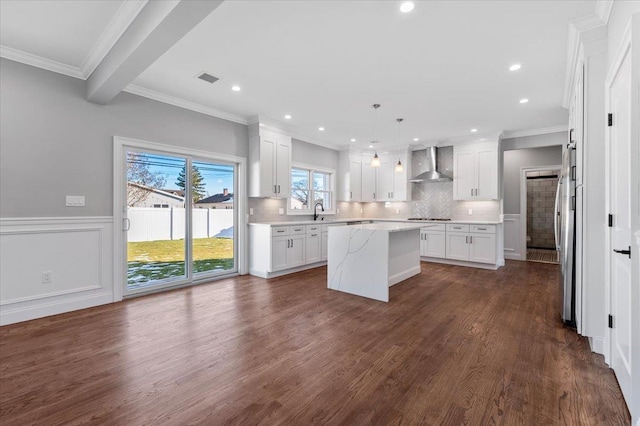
left=613, top=246, right=631, bottom=259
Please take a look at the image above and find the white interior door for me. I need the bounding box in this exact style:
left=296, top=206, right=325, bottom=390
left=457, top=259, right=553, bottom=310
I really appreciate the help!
left=608, top=44, right=632, bottom=409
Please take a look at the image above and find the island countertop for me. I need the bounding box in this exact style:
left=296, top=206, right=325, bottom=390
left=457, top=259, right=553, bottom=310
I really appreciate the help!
left=340, top=222, right=425, bottom=233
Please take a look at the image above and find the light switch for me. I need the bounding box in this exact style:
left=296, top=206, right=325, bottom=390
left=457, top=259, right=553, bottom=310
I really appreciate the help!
left=278, top=208, right=284, bottom=215
left=249, top=208, right=254, bottom=215
left=66, top=195, right=85, bottom=207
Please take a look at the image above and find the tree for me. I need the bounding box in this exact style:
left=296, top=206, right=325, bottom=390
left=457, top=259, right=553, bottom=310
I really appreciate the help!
left=176, top=164, right=206, bottom=202
left=126, top=152, right=167, bottom=207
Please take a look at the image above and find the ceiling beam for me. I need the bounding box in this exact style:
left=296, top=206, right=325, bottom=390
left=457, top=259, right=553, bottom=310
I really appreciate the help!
left=87, top=0, right=223, bottom=104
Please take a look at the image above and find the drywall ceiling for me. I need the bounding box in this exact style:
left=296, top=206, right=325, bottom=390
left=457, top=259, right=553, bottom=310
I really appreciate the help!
left=0, top=1, right=596, bottom=149
left=0, top=0, right=126, bottom=70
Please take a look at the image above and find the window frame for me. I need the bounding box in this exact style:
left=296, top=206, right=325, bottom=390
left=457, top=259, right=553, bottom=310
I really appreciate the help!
left=287, top=163, right=336, bottom=216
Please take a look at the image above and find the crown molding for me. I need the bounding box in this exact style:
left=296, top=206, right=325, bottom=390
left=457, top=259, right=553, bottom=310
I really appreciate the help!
left=502, top=125, right=568, bottom=139
left=80, top=0, right=148, bottom=79
left=123, top=84, right=248, bottom=125
left=0, top=45, right=84, bottom=79
left=595, top=0, right=613, bottom=24
left=562, top=1, right=611, bottom=108
left=290, top=133, right=340, bottom=151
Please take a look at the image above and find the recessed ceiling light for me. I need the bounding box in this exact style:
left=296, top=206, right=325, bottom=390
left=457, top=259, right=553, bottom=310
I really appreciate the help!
left=369, top=145, right=374, bottom=148
left=400, top=1, right=415, bottom=13
left=509, top=64, right=522, bottom=71
left=318, top=127, right=325, bottom=131
left=470, top=128, right=478, bottom=133
left=413, top=138, right=419, bottom=142
left=519, top=98, right=529, bottom=104
left=231, top=85, right=241, bottom=92
left=284, top=114, right=292, bottom=119
left=350, top=138, right=356, bottom=142
left=259, top=122, right=264, bottom=127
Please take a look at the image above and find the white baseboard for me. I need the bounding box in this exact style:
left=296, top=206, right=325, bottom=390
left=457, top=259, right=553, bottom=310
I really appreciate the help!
left=388, top=265, right=421, bottom=286
left=250, top=261, right=327, bottom=279
left=0, top=216, right=114, bottom=326
left=588, top=336, right=605, bottom=355
left=420, top=257, right=499, bottom=270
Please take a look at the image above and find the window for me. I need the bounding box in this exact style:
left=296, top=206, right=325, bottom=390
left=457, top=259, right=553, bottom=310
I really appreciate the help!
left=289, top=165, right=335, bottom=214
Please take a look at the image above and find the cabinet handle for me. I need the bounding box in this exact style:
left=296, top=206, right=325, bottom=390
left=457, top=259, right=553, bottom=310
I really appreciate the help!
left=311, top=233, right=317, bottom=237
left=274, top=185, right=277, bottom=194
left=470, top=236, right=473, bottom=244
left=374, top=193, right=376, bottom=200
left=391, top=192, right=393, bottom=199
left=350, top=191, right=352, bottom=199
left=278, top=185, right=281, bottom=194
left=291, top=239, right=294, bottom=248
left=287, top=239, right=290, bottom=248
left=471, top=188, right=473, bottom=196
left=478, top=227, right=487, bottom=230
left=475, top=188, right=478, bottom=196
left=466, top=236, right=469, bottom=243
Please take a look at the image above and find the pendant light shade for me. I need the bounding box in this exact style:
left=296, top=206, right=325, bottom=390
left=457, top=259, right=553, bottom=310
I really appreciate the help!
left=395, top=159, right=403, bottom=173
left=371, top=152, right=381, bottom=168
left=370, top=104, right=381, bottom=168
left=395, top=118, right=404, bottom=173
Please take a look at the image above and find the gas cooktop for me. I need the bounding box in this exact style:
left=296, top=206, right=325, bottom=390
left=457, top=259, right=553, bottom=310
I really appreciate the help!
left=407, top=218, right=452, bottom=221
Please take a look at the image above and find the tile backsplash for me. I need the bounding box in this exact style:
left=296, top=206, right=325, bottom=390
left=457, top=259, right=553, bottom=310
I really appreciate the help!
left=249, top=146, right=500, bottom=222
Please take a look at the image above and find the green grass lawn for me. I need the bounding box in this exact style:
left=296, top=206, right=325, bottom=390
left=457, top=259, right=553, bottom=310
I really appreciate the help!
left=127, top=238, right=233, bottom=287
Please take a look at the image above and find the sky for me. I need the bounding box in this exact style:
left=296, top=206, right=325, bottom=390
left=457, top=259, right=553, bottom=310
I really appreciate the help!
left=129, top=151, right=234, bottom=198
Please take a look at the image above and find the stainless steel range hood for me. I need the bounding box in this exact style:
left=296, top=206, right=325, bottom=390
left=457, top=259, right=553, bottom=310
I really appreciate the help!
left=410, top=146, right=452, bottom=183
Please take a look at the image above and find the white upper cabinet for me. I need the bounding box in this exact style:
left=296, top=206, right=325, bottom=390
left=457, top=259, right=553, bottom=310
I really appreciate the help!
left=338, top=151, right=362, bottom=201
left=249, top=126, right=291, bottom=198
left=349, top=150, right=410, bottom=203
left=453, top=141, right=499, bottom=200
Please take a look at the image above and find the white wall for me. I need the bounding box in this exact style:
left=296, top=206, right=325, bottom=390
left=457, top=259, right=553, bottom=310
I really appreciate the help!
left=0, top=58, right=248, bottom=218
left=502, top=144, right=563, bottom=214
left=292, top=138, right=338, bottom=170
left=0, top=58, right=249, bottom=324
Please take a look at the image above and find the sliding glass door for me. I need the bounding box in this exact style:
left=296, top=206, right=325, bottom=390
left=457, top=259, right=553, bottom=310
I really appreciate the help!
left=124, top=148, right=237, bottom=295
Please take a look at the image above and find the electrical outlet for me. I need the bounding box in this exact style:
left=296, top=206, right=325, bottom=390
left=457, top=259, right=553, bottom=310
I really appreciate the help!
left=395, top=209, right=399, bottom=214
left=42, top=271, right=52, bottom=284
left=336, top=208, right=339, bottom=214
left=66, top=195, right=85, bottom=207
left=278, top=208, right=284, bottom=215
left=249, top=208, right=254, bottom=215
left=360, top=208, right=363, bottom=213
left=468, top=208, right=473, bottom=215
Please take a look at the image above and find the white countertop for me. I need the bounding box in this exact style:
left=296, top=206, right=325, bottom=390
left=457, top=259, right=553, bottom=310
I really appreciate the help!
left=249, top=218, right=502, bottom=226
left=331, top=222, right=425, bottom=233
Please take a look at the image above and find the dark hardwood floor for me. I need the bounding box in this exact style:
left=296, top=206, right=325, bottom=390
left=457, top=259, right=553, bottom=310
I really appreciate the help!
left=0, top=261, right=630, bottom=425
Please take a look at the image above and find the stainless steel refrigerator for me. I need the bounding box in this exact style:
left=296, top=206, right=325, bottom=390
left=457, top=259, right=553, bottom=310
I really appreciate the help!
left=555, top=142, right=577, bottom=327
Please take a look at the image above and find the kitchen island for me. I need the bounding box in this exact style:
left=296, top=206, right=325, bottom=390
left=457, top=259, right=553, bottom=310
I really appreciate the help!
left=327, top=222, right=423, bottom=302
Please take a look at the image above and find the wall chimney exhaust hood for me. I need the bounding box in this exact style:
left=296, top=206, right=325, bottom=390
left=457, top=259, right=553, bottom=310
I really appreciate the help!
left=410, top=146, right=452, bottom=183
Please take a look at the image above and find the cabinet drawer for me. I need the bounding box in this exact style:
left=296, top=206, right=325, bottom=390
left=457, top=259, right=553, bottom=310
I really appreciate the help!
left=290, top=225, right=305, bottom=234
left=447, top=224, right=470, bottom=232
left=421, top=224, right=446, bottom=232
left=306, top=224, right=321, bottom=234
left=271, top=226, right=290, bottom=236
left=470, top=224, right=496, bottom=234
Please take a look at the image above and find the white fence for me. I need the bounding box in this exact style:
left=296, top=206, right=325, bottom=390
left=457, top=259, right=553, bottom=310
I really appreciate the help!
left=127, top=208, right=234, bottom=242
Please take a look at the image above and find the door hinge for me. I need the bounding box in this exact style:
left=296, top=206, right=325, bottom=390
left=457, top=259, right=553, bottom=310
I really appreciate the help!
left=608, top=314, right=613, bottom=329
left=608, top=113, right=613, bottom=127
left=608, top=214, right=613, bottom=227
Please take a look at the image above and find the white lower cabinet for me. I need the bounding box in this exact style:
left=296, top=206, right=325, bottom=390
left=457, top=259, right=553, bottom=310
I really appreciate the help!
left=444, top=224, right=497, bottom=264
left=271, top=234, right=305, bottom=271
left=321, top=231, right=329, bottom=261
left=446, top=232, right=470, bottom=261
left=420, top=229, right=446, bottom=258
left=306, top=232, right=321, bottom=264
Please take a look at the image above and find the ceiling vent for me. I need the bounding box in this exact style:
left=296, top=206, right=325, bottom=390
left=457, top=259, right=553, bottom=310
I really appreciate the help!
left=197, top=72, right=219, bottom=84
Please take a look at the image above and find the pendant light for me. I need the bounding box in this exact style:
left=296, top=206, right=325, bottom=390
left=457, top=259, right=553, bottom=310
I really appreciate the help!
left=370, top=104, right=381, bottom=168
left=395, top=118, right=404, bottom=173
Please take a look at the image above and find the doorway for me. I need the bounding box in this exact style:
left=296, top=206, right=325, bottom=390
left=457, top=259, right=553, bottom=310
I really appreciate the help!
left=114, top=137, right=246, bottom=299
left=525, top=169, right=560, bottom=264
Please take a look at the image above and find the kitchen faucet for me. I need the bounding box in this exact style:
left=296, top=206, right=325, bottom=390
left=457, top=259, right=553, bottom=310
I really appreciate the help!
left=314, top=202, right=324, bottom=221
